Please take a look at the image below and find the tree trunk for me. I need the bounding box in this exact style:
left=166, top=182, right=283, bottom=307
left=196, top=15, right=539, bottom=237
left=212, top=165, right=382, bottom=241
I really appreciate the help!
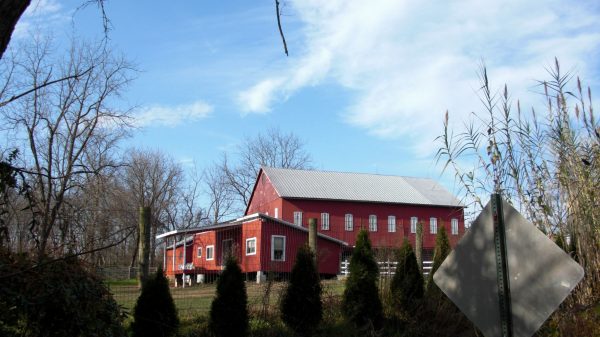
left=0, top=0, right=31, bottom=60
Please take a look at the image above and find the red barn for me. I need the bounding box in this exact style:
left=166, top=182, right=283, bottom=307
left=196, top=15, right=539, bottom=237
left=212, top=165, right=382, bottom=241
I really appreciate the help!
left=158, top=167, right=464, bottom=285
left=246, top=167, right=465, bottom=258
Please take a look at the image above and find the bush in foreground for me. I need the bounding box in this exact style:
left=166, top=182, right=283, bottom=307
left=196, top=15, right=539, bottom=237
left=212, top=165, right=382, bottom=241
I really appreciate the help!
left=281, top=244, right=322, bottom=335
left=342, top=229, right=383, bottom=331
left=131, top=266, right=179, bottom=337
left=0, top=249, right=126, bottom=337
left=209, top=255, right=248, bottom=337
left=390, top=239, right=424, bottom=317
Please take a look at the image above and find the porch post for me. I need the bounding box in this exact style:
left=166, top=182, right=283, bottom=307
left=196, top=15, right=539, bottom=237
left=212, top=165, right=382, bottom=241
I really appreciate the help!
left=182, top=235, right=187, bottom=288
left=172, top=235, right=176, bottom=287
left=163, top=239, right=166, bottom=272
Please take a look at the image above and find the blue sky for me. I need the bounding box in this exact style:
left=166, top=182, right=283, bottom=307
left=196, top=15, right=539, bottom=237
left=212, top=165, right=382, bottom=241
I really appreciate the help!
left=13, top=0, right=600, bottom=196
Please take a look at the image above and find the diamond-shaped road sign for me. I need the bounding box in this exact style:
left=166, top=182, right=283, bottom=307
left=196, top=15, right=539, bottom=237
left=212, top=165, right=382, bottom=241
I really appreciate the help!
left=433, top=198, right=584, bottom=337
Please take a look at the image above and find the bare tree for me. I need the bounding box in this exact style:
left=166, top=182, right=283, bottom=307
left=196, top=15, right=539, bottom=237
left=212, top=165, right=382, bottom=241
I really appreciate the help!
left=220, top=127, right=312, bottom=212
left=204, top=163, right=236, bottom=224
left=121, top=148, right=183, bottom=267
left=0, top=37, right=135, bottom=258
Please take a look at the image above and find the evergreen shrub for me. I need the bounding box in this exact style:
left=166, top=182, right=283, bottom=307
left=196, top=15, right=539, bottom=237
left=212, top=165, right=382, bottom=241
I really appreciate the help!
left=281, top=244, right=322, bottom=335
left=342, top=229, right=383, bottom=330
left=131, top=266, right=179, bottom=337
left=209, top=255, right=248, bottom=337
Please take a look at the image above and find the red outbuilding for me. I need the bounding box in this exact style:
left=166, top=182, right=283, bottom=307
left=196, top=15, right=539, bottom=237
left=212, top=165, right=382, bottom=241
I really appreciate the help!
left=158, top=167, right=464, bottom=285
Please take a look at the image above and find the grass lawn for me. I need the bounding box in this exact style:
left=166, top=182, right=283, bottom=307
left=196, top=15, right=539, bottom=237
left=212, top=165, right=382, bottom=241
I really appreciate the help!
left=107, top=279, right=345, bottom=320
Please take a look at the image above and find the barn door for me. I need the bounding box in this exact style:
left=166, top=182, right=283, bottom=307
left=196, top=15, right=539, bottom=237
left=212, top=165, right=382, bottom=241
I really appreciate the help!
left=221, top=239, right=234, bottom=266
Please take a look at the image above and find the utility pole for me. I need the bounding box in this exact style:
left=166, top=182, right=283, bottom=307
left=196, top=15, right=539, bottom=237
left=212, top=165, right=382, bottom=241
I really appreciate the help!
left=138, top=206, right=151, bottom=286
left=415, top=221, right=423, bottom=272
left=308, top=218, right=318, bottom=264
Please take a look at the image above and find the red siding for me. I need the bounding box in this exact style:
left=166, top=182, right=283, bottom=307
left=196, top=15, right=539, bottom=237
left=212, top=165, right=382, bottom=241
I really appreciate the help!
left=280, top=199, right=464, bottom=250
left=165, top=244, right=193, bottom=276
left=259, top=218, right=341, bottom=275
left=164, top=217, right=342, bottom=277
left=240, top=219, right=262, bottom=273
left=246, top=171, right=282, bottom=217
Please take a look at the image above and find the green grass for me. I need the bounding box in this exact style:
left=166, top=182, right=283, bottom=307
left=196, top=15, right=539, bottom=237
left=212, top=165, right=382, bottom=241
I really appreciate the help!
left=108, top=279, right=345, bottom=321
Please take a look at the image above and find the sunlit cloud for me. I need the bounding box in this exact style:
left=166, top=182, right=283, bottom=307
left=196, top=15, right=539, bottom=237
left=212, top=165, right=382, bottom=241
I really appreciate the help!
left=239, top=0, right=600, bottom=155
left=134, top=101, right=213, bottom=127
left=13, top=0, right=69, bottom=39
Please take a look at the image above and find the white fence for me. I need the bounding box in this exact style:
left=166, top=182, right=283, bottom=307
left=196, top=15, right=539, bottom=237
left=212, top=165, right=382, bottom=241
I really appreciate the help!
left=340, top=260, right=433, bottom=277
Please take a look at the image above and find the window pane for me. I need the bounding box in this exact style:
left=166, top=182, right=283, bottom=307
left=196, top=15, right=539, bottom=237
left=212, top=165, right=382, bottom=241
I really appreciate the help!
left=430, top=218, right=437, bottom=234
left=272, top=236, right=285, bottom=261
left=369, top=215, right=377, bottom=232
left=388, top=216, right=396, bottom=232
left=321, top=213, right=329, bottom=230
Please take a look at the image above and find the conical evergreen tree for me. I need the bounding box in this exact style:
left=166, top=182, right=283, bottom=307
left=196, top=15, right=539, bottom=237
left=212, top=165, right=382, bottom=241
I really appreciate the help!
left=426, top=225, right=451, bottom=297
left=342, top=229, right=383, bottom=330
left=209, top=255, right=248, bottom=337
left=390, top=238, right=424, bottom=316
left=131, top=266, right=179, bottom=337
left=281, top=244, right=322, bottom=336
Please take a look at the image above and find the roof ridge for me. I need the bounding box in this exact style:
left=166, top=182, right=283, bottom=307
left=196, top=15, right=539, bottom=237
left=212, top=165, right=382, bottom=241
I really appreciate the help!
left=262, top=166, right=433, bottom=180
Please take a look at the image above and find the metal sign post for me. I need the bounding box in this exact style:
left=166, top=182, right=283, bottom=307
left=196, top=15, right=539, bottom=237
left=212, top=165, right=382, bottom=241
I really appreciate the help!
left=492, top=194, right=513, bottom=337
left=433, top=196, right=584, bottom=337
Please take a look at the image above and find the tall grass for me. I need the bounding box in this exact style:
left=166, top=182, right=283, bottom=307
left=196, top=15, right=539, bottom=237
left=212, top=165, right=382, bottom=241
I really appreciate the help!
left=436, top=59, right=599, bottom=307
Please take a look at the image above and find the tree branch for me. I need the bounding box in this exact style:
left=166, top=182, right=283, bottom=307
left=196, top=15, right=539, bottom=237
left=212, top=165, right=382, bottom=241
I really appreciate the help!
left=275, top=0, right=288, bottom=56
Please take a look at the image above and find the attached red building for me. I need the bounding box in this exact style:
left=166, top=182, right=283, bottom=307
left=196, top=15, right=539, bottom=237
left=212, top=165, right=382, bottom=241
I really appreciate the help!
left=159, top=213, right=346, bottom=286
left=158, top=167, right=464, bottom=285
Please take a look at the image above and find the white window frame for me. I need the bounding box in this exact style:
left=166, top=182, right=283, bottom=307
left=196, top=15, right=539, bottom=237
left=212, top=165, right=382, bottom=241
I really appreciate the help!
left=388, top=215, right=396, bottom=233
left=274, top=207, right=279, bottom=219
left=321, top=212, right=330, bottom=230
left=430, top=217, right=438, bottom=234
left=345, top=214, right=353, bottom=231
left=293, top=211, right=303, bottom=226
left=369, top=215, right=377, bottom=232
left=246, top=237, right=257, bottom=255
left=451, top=218, right=459, bottom=235
left=411, top=217, right=418, bottom=234
left=197, top=246, right=202, bottom=258
left=271, top=235, right=286, bottom=261
left=206, top=245, right=214, bottom=260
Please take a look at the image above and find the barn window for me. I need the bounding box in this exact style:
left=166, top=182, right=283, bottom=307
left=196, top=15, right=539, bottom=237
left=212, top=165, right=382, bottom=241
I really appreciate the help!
left=388, top=216, right=396, bottom=232
left=411, top=217, right=418, bottom=233
left=451, top=218, right=459, bottom=235
left=345, top=214, right=353, bottom=231
left=197, top=246, right=202, bottom=258
left=293, top=211, right=303, bottom=226
left=274, top=207, right=279, bottom=218
left=321, top=213, right=330, bottom=230
left=369, top=215, right=377, bottom=232
left=246, top=237, right=256, bottom=255
left=430, top=217, right=438, bottom=234
left=206, top=245, right=214, bottom=260
left=271, top=235, right=286, bottom=261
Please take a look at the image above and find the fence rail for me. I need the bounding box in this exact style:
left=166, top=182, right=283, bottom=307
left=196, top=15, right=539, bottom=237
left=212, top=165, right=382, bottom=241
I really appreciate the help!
left=340, top=260, right=433, bottom=276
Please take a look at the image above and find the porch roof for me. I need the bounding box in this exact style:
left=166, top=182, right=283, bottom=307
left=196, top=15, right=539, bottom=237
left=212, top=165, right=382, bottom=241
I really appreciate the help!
left=158, top=213, right=349, bottom=247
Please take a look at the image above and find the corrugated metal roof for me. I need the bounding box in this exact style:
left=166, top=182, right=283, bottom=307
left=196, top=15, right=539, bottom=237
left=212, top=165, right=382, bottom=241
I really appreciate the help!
left=262, top=167, right=462, bottom=207
left=157, top=213, right=348, bottom=245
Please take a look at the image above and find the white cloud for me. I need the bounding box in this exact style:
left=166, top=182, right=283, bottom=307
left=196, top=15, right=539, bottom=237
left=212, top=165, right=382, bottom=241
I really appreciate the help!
left=13, top=0, right=68, bottom=39
left=134, top=101, right=213, bottom=127
left=239, top=0, right=600, bottom=154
